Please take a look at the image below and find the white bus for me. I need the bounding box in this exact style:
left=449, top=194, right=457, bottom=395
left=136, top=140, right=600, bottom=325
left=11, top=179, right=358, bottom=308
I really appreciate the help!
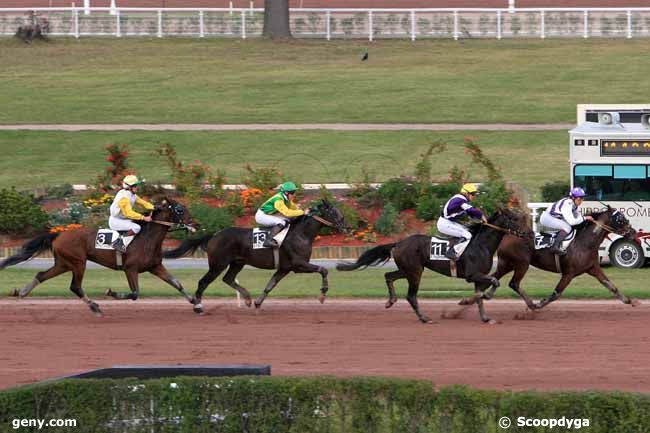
left=530, top=105, right=650, bottom=268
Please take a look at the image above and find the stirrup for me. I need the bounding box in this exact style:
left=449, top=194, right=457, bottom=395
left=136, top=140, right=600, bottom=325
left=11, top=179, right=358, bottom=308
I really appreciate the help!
left=445, top=250, right=458, bottom=260
left=112, top=239, right=126, bottom=253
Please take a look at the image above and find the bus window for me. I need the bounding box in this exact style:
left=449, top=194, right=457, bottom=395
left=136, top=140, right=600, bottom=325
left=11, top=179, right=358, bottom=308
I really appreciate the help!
left=574, top=164, right=650, bottom=201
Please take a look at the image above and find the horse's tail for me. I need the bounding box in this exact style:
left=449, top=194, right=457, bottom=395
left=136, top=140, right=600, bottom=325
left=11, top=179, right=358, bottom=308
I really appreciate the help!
left=336, top=243, right=396, bottom=271
left=163, top=234, right=212, bottom=259
left=0, top=233, right=59, bottom=270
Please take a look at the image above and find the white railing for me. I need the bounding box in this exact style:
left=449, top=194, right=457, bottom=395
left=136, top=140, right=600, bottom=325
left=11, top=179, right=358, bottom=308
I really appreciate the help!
left=527, top=202, right=551, bottom=233
left=2, top=7, right=650, bottom=39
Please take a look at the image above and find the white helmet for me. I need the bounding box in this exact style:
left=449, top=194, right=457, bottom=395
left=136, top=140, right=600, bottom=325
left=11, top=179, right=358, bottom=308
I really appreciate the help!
left=122, top=175, right=142, bottom=189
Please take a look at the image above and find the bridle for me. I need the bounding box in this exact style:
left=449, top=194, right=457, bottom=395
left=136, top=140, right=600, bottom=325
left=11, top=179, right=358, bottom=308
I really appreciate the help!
left=311, top=214, right=336, bottom=228
left=151, top=203, right=196, bottom=232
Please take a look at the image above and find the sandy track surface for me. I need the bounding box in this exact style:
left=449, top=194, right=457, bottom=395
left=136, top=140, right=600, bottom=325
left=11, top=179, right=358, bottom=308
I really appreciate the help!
left=1, top=298, right=648, bottom=392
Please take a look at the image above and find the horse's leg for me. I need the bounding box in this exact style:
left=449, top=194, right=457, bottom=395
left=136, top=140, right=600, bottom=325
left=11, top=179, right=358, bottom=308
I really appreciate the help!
left=68, top=262, right=102, bottom=316
left=284, top=260, right=329, bottom=303
left=105, top=269, right=140, bottom=300
left=475, top=291, right=496, bottom=324
left=254, top=269, right=290, bottom=309
left=586, top=265, right=640, bottom=307
left=148, top=264, right=196, bottom=305
left=506, top=263, right=536, bottom=310
left=384, top=269, right=406, bottom=308
left=458, top=272, right=499, bottom=306
left=404, top=268, right=431, bottom=323
left=222, top=263, right=252, bottom=308
left=193, top=262, right=229, bottom=314
left=535, top=274, right=574, bottom=309
left=11, top=264, right=68, bottom=298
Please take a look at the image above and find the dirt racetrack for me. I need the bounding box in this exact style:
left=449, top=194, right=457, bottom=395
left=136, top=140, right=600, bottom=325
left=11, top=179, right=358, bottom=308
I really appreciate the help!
left=1, top=298, right=649, bottom=392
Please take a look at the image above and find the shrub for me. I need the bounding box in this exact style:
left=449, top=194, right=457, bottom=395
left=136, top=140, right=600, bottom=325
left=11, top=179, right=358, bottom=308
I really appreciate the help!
left=378, top=178, right=417, bottom=211
left=473, top=180, right=513, bottom=215
left=48, top=201, right=88, bottom=227
left=190, top=204, right=234, bottom=236
left=242, top=164, right=282, bottom=193
left=224, top=191, right=245, bottom=218
left=95, top=143, right=130, bottom=193
left=44, top=183, right=74, bottom=200
left=416, top=182, right=461, bottom=221
left=0, top=188, right=49, bottom=234
left=540, top=180, right=570, bottom=202
left=375, top=202, right=401, bottom=236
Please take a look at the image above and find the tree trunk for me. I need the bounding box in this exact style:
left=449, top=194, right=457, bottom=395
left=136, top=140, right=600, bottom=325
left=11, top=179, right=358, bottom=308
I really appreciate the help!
left=263, top=0, right=292, bottom=39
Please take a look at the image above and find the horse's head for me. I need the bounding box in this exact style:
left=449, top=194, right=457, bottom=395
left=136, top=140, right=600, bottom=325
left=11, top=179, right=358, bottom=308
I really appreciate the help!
left=487, top=207, right=530, bottom=237
left=153, top=197, right=196, bottom=232
left=595, top=206, right=636, bottom=239
left=310, top=199, right=347, bottom=233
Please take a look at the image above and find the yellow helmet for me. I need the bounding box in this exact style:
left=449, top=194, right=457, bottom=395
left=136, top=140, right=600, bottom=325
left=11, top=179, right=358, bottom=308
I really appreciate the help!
left=461, top=183, right=478, bottom=195
left=122, top=175, right=142, bottom=189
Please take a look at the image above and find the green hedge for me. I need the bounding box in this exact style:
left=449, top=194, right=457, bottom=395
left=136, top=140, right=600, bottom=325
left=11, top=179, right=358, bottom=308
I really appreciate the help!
left=1, top=377, right=650, bottom=433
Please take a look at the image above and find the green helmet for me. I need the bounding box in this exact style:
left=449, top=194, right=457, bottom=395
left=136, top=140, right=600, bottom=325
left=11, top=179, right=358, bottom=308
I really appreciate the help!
left=280, top=181, right=297, bottom=193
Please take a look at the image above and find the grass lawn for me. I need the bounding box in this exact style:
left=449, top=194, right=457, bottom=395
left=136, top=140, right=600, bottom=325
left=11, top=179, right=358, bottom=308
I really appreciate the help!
left=0, top=130, right=566, bottom=199
left=0, top=38, right=649, bottom=124
left=1, top=266, right=649, bottom=300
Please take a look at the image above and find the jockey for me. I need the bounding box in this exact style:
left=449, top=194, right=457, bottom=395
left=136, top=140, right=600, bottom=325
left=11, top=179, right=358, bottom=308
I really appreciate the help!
left=255, top=181, right=306, bottom=248
left=108, top=175, right=154, bottom=253
left=540, top=187, right=594, bottom=255
left=437, top=183, right=487, bottom=260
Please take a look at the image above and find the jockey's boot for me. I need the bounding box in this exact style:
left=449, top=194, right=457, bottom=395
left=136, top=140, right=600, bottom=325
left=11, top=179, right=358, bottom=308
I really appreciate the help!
left=112, top=230, right=136, bottom=253
left=263, top=224, right=284, bottom=248
left=549, top=230, right=568, bottom=256
left=445, top=238, right=459, bottom=261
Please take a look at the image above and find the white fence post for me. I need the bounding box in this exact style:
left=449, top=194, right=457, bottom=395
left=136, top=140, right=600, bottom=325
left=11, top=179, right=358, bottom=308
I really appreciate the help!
left=627, top=10, right=632, bottom=38
left=540, top=10, right=545, bottom=39
left=158, top=10, right=162, bottom=37
left=368, top=10, right=373, bottom=41
left=116, top=8, right=121, bottom=37
left=109, top=0, right=116, bottom=15
left=411, top=10, right=415, bottom=41
left=453, top=10, right=458, bottom=40
left=583, top=10, right=588, bottom=38
left=74, top=7, right=79, bottom=38
left=326, top=10, right=330, bottom=40
left=229, top=1, right=233, bottom=15
left=497, top=10, right=501, bottom=39
left=83, top=0, right=90, bottom=15
left=241, top=10, right=246, bottom=39
left=199, top=10, right=204, bottom=37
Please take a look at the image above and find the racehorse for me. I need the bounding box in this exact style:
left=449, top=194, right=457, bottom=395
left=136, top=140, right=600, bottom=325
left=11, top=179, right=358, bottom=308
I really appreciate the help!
left=0, top=198, right=196, bottom=315
left=336, top=208, right=528, bottom=323
left=162, top=200, right=346, bottom=314
left=474, top=206, right=641, bottom=310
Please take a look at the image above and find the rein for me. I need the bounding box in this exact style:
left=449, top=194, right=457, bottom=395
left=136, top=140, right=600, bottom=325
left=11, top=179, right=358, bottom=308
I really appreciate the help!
left=592, top=219, right=618, bottom=234
left=481, top=221, right=529, bottom=238
left=311, top=214, right=335, bottom=228
left=152, top=220, right=196, bottom=232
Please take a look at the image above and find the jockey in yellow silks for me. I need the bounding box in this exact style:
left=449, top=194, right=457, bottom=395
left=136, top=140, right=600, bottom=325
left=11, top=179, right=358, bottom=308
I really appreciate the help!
left=108, top=175, right=154, bottom=252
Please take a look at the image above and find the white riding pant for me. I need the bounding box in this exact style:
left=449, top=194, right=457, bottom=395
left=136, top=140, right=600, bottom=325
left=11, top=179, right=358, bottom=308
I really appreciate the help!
left=540, top=211, right=572, bottom=233
left=109, top=216, right=142, bottom=234
left=255, top=209, right=289, bottom=227
left=437, top=217, right=472, bottom=240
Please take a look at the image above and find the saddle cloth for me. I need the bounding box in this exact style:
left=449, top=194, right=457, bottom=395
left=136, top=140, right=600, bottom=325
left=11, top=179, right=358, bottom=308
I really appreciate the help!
left=534, top=230, right=576, bottom=251
left=95, top=229, right=120, bottom=250
left=252, top=226, right=289, bottom=250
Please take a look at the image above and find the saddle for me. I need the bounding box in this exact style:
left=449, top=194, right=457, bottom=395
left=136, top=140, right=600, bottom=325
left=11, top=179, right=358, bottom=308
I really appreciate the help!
left=534, top=230, right=576, bottom=251
left=252, top=226, right=290, bottom=250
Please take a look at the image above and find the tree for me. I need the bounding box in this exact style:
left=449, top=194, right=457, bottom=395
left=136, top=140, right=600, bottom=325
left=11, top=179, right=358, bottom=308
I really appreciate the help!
left=263, top=0, right=292, bottom=39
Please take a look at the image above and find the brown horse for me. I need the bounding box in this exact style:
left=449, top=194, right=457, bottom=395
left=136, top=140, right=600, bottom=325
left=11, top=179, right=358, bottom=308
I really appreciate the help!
left=337, top=208, right=529, bottom=323
left=1, top=198, right=196, bottom=315
left=472, top=207, right=641, bottom=310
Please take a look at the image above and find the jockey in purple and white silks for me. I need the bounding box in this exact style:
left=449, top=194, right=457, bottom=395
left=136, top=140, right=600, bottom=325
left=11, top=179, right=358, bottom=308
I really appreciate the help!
left=436, top=183, right=487, bottom=260
left=539, top=187, right=594, bottom=255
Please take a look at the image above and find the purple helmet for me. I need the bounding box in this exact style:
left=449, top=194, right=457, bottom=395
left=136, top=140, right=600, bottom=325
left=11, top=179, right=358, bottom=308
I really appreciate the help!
left=570, top=187, right=586, bottom=198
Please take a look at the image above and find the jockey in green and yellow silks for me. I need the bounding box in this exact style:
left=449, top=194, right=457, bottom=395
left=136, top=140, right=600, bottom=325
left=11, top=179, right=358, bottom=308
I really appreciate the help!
left=255, top=182, right=306, bottom=247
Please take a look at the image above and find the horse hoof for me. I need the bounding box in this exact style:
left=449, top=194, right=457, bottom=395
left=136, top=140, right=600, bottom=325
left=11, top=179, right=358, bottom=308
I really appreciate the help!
left=8, top=288, right=18, bottom=297
left=630, top=299, right=641, bottom=307
left=104, top=288, right=114, bottom=297
left=385, top=299, right=396, bottom=309
left=193, top=303, right=204, bottom=314
left=318, top=294, right=326, bottom=304
left=420, top=317, right=433, bottom=324
left=485, top=318, right=499, bottom=325
left=245, top=298, right=252, bottom=308
left=458, top=298, right=470, bottom=306
left=89, top=303, right=103, bottom=317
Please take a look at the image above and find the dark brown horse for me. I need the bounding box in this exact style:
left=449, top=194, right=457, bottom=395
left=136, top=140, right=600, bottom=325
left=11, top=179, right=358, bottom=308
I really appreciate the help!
left=163, top=200, right=346, bottom=314
left=1, top=198, right=196, bottom=315
left=337, top=208, right=528, bottom=323
left=474, top=207, right=641, bottom=310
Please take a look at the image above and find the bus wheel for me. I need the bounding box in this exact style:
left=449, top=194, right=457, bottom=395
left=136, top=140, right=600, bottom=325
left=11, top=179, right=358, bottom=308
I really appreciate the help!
left=609, top=240, right=645, bottom=268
